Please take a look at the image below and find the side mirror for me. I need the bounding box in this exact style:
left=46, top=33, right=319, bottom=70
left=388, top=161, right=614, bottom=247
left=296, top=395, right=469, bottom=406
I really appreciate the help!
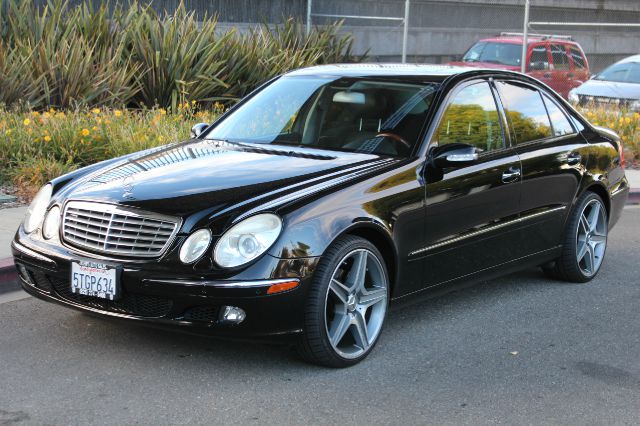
left=431, top=143, right=479, bottom=168
left=190, top=122, right=209, bottom=138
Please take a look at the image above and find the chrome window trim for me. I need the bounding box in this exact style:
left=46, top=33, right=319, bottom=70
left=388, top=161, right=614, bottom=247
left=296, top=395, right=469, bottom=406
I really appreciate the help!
left=62, top=200, right=182, bottom=258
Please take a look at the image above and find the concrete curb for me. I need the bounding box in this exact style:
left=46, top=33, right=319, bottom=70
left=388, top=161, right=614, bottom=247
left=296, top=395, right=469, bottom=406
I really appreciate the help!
left=0, top=257, right=20, bottom=294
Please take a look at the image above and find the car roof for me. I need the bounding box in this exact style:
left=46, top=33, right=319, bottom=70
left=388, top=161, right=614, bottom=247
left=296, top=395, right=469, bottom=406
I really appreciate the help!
left=480, top=35, right=578, bottom=45
left=285, top=63, right=489, bottom=79
left=615, top=54, right=640, bottom=64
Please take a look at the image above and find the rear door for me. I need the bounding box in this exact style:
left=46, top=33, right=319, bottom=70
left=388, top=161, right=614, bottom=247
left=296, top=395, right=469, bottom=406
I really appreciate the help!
left=415, top=80, right=523, bottom=289
left=527, top=43, right=553, bottom=88
left=494, top=80, right=587, bottom=256
left=549, top=43, right=572, bottom=97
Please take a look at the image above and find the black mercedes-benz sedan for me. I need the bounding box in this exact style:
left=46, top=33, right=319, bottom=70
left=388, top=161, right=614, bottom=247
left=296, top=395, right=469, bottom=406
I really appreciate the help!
left=12, top=64, right=629, bottom=367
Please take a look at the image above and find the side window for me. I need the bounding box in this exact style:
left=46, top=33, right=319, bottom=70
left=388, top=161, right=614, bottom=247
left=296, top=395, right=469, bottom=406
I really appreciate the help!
left=434, top=82, right=504, bottom=153
left=542, top=94, right=575, bottom=136
left=496, top=82, right=553, bottom=144
left=529, top=45, right=549, bottom=71
left=551, top=44, right=569, bottom=70
left=570, top=47, right=586, bottom=69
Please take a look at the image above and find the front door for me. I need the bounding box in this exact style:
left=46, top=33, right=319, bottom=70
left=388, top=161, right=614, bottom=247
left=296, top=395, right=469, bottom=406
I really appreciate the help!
left=412, top=80, right=524, bottom=289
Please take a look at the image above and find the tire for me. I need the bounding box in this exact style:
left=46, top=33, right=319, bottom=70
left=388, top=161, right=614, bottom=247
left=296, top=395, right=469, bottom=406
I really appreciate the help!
left=543, top=191, right=608, bottom=283
left=296, top=235, right=389, bottom=367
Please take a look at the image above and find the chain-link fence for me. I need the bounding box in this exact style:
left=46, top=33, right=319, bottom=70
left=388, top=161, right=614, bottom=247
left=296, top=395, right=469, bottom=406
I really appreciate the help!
left=23, top=0, right=640, bottom=72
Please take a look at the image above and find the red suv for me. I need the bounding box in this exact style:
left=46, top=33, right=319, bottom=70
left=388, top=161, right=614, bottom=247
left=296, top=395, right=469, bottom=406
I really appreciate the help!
left=451, top=33, right=590, bottom=98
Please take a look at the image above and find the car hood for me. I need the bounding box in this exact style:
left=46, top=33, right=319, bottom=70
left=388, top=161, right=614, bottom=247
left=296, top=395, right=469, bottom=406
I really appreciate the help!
left=574, top=79, right=640, bottom=100
left=448, top=61, right=520, bottom=71
left=56, top=139, right=394, bottom=220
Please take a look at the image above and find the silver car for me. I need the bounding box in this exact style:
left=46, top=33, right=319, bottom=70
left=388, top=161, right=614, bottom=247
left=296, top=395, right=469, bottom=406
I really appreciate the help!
left=569, top=54, right=640, bottom=111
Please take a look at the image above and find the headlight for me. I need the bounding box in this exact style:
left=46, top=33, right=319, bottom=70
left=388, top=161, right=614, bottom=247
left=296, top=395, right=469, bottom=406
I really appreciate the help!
left=214, top=213, right=282, bottom=268
left=568, top=89, right=579, bottom=104
left=23, top=184, right=52, bottom=234
left=179, top=229, right=212, bottom=264
left=42, top=206, right=61, bottom=240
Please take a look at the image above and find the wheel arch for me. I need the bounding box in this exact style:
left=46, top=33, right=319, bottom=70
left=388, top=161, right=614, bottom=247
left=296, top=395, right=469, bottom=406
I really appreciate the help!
left=338, top=222, right=399, bottom=296
left=581, top=182, right=611, bottom=218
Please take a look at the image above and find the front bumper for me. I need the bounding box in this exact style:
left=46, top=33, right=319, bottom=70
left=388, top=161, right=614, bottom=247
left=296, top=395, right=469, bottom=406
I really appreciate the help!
left=12, top=234, right=320, bottom=341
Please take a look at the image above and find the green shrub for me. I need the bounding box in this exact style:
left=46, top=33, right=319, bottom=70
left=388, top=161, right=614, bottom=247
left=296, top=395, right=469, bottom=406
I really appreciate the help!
left=0, top=0, right=363, bottom=110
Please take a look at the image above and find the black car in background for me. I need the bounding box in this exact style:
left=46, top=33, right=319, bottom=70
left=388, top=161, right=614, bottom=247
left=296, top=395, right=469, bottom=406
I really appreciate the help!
left=12, top=65, right=628, bottom=367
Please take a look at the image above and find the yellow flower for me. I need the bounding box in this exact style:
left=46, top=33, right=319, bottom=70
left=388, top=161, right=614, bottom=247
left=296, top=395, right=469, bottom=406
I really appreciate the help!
left=5, top=129, right=12, bottom=135
left=92, top=126, right=98, bottom=131
left=49, top=107, right=56, bottom=113
left=104, top=119, right=111, bottom=124
left=31, top=111, right=40, bottom=117
left=56, top=112, right=65, bottom=118
left=114, top=110, right=122, bottom=117
left=44, top=135, right=52, bottom=142
left=159, top=108, right=167, bottom=115
left=92, top=108, right=100, bottom=114
left=81, top=128, right=90, bottom=137
left=23, top=118, right=31, bottom=126
left=191, top=100, right=196, bottom=105
left=43, top=112, right=51, bottom=118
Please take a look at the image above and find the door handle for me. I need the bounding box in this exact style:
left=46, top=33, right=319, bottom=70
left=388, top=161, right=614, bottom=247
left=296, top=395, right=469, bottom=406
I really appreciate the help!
left=567, top=152, right=582, bottom=165
left=502, top=167, right=521, bottom=183
left=543, top=73, right=552, bottom=78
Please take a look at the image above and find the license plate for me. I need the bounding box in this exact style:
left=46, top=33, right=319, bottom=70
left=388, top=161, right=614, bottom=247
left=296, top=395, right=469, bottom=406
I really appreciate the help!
left=70, top=261, right=119, bottom=300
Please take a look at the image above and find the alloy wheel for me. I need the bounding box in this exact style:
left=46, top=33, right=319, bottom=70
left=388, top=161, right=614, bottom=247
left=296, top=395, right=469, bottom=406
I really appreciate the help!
left=324, top=249, right=388, bottom=359
left=576, top=199, right=607, bottom=277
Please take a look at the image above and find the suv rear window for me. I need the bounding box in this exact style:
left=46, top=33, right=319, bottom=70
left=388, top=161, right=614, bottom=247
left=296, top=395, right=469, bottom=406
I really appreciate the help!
left=462, top=42, right=522, bottom=67
left=550, top=44, right=569, bottom=70
left=570, top=47, right=586, bottom=69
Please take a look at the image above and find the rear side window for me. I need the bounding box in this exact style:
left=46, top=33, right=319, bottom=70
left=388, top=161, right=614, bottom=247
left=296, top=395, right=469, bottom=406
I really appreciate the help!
left=529, top=45, right=549, bottom=71
left=551, top=44, right=569, bottom=71
left=542, top=94, right=575, bottom=136
left=570, top=47, right=586, bottom=69
left=434, top=82, right=504, bottom=152
left=496, top=82, right=552, bottom=144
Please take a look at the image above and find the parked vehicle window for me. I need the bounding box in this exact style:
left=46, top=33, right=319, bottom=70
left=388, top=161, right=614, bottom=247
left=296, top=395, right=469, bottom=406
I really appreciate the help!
left=542, top=94, right=575, bottom=136
left=595, top=61, right=640, bottom=84
left=570, top=47, right=586, bottom=69
left=434, top=82, right=504, bottom=152
left=551, top=44, right=569, bottom=70
left=462, top=41, right=522, bottom=67
left=529, top=45, right=549, bottom=71
left=206, top=76, right=439, bottom=157
left=496, top=82, right=553, bottom=144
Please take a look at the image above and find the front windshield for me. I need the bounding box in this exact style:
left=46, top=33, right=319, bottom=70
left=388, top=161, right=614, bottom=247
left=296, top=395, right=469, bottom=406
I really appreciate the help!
left=462, top=42, right=521, bottom=66
left=595, top=61, right=640, bottom=84
left=205, top=76, right=439, bottom=157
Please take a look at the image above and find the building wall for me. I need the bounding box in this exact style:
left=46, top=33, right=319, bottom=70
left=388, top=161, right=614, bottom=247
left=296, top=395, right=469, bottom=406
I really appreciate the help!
left=29, top=0, right=640, bottom=71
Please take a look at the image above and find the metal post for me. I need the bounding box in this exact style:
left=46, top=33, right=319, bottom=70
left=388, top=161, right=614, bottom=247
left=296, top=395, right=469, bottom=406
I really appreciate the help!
left=521, top=0, right=530, bottom=73
left=306, top=0, right=312, bottom=36
left=402, top=0, right=410, bottom=63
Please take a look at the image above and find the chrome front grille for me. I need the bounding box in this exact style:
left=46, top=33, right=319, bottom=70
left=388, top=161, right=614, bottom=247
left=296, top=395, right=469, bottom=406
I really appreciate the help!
left=63, top=201, right=180, bottom=257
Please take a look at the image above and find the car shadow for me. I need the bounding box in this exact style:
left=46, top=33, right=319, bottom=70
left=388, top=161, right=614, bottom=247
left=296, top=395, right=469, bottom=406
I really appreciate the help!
left=77, top=266, right=567, bottom=371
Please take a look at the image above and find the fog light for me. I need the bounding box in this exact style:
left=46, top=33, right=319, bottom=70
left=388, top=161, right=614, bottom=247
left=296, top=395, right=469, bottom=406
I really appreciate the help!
left=17, top=264, right=34, bottom=286
left=219, top=306, right=246, bottom=324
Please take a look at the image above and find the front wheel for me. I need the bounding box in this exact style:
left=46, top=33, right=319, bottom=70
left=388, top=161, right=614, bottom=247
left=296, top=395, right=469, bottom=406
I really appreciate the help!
left=543, top=191, right=608, bottom=283
left=297, top=236, right=389, bottom=367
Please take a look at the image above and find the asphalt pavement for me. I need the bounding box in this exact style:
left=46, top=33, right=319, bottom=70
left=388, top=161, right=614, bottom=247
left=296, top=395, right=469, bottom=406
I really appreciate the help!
left=0, top=206, right=638, bottom=425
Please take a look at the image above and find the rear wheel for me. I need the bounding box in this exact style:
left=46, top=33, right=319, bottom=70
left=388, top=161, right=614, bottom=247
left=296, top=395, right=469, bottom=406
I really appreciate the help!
left=297, top=236, right=389, bottom=367
left=543, top=192, right=608, bottom=283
